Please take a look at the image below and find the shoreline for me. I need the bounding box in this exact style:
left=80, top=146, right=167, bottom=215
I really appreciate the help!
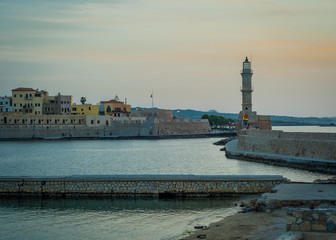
left=0, top=132, right=236, bottom=141
left=183, top=208, right=287, bottom=240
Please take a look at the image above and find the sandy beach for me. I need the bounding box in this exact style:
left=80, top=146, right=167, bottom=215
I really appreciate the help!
left=183, top=209, right=287, bottom=240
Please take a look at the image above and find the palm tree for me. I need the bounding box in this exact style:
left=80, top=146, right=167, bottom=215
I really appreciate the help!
left=80, top=97, right=86, bottom=105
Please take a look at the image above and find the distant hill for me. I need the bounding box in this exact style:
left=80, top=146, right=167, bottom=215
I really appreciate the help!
left=132, top=107, right=336, bottom=126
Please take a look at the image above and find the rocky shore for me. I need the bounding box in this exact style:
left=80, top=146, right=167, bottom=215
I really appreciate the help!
left=183, top=179, right=336, bottom=240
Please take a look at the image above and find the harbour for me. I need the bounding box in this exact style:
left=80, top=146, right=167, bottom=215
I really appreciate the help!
left=0, top=127, right=335, bottom=239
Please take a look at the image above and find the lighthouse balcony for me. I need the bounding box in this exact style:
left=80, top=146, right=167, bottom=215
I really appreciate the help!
left=240, top=69, right=253, bottom=74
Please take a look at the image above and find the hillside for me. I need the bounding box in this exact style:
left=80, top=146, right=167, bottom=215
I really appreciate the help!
left=132, top=108, right=336, bottom=126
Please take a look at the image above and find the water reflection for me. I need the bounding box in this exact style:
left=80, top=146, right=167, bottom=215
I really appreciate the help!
left=0, top=197, right=243, bottom=212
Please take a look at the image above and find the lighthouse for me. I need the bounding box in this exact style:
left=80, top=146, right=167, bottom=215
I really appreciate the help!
left=238, top=57, right=272, bottom=130
left=241, top=56, right=253, bottom=112
left=238, top=57, right=255, bottom=129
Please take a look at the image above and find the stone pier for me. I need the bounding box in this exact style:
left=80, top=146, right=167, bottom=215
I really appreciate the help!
left=0, top=175, right=285, bottom=198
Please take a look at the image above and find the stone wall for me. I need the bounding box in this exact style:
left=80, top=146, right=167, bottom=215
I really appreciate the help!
left=0, top=175, right=285, bottom=198
left=130, top=109, right=173, bottom=120
left=287, top=208, right=336, bottom=233
left=238, top=130, right=336, bottom=160
left=0, top=120, right=154, bottom=139
left=154, top=119, right=210, bottom=135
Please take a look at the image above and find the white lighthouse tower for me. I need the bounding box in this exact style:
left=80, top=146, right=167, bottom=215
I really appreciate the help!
left=238, top=56, right=272, bottom=130
left=238, top=57, right=256, bottom=129
left=241, top=57, right=253, bottom=112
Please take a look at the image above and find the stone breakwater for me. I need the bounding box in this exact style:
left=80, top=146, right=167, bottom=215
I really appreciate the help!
left=287, top=208, right=336, bottom=233
left=238, top=129, right=336, bottom=160
left=225, top=131, right=336, bottom=174
left=0, top=175, right=285, bottom=198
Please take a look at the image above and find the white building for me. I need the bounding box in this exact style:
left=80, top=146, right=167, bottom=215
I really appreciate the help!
left=0, top=96, right=13, bottom=113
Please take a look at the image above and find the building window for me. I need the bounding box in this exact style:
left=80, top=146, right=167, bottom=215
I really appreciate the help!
left=91, top=120, right=94, bottom=124
left=97, top=120, right=100, bottom=124
left=14, top=103, right=16, bottom=107
left=14, top=94, right=16, bottom=98
left=72, top=107, right=77, bottom=111
left=81, top=108, right=83, bottom=111
left=89, top=107, right=91, bottom=110
left=20, top=94, right=22, bottom=98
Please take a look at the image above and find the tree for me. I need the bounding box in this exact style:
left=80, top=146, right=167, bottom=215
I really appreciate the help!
left=201, top=114, right=234, bottom=128
left=80, top=97, right=86, bottom=105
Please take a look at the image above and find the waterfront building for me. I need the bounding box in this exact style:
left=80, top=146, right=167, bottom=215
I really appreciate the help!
left=237, top=57, right=271, bottom=130
left=43, top=94, right=73, bottom=115
left=0, top=112, right=85, bottom=126
left=0, top=96, right=13, bottom=113
left=71, top=103, right=99, bottom=115
left=11, top=88, right=47, bottom=115
left=100, top=97, right=131, bottom=117
left=59, top=95, right=72, bottom=115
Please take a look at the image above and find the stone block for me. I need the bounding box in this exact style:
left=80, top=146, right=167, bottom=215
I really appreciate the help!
left=287, top=216, right=296, bottom=225
left=327, top=220, right=336, bottom=232
left=299, top=221, right=311, bottom=231
left=291, top=224, right=299, bottom=231
left=312, top=222, right=327, bottom=231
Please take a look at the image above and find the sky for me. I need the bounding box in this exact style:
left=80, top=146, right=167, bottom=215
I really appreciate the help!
left=0, top=0, right=335, bottom=117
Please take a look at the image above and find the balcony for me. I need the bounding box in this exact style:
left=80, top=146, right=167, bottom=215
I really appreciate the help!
left=240, top=69, right=253, bottom=74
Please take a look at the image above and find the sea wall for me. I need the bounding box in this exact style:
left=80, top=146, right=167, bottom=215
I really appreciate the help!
left=0, top=175, right=285, bottom=198
left=287, top=208, right=336, bottom=233
left=238, top=130, right=336, bottom=160
left=0, top=120, right=153, bottom=139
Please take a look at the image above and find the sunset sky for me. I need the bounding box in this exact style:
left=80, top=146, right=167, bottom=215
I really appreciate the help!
left=1, top=0, right=335, bottom=117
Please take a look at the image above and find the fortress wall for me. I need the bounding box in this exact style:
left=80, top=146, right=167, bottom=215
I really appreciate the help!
left=130, top=109, right=173, bottom=120
left=0, top=121, right=153, bottom=139
left=238, top=130, right=336, bottom=160
left=155, top=119, right=210, bottom=135
left=0, top=175, right=285, bottom=198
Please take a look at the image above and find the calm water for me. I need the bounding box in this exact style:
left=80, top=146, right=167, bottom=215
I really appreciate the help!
left=0, top=126, right=334, bottom=239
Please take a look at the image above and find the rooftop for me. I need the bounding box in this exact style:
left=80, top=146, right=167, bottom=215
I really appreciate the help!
left=100, top=99, right=123, bottom=104
left=12, top=87, right=36, bottom=92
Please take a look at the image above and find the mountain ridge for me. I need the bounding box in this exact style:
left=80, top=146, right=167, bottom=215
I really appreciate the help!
left=132, top=107, right=336, bottom=126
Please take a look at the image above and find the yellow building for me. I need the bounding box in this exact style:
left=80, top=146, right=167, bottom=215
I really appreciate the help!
left=71, top=104, right=99, bottom=115
left=100, top=99, right=131, bottom=117
left=11, top=88, right=47, bottom=115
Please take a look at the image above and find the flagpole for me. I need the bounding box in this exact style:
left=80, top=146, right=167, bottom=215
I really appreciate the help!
left=151, top=91, right=154, bottom=117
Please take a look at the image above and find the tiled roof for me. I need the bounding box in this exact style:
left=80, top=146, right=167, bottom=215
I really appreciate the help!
left=100, top=100, right=123, bottom=104
left=12, top=87, right=36, bottom=92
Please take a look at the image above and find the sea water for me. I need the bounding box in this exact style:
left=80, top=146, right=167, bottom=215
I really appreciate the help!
left=0, top=126, right=334, bottom=239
